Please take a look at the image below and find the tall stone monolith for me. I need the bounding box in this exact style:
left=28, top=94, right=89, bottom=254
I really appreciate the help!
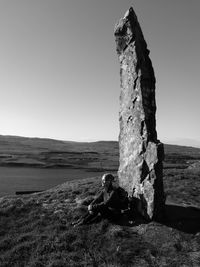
left=114, top=7, right=165, bottom=220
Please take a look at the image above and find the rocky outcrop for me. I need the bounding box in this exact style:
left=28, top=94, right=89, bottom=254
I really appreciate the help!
left=114, top=7, right=165, bottom=220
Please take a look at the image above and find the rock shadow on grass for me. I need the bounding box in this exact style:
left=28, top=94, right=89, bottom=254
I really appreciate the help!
left=112, top=204, right=200, bottom=234
left=164, top=204, right=200, bottom=234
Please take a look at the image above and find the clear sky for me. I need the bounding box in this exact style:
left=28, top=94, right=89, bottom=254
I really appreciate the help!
left=0, top=0, right=200, bottom=146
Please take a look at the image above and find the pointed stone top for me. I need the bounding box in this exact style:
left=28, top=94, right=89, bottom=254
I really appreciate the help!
left=114, top=6, right=138, bottom=37
left=114, top=7, right=138, bottom=55
left=114, top=6, right=146, bottom=56
left=123, top=7, right=134, bottom=19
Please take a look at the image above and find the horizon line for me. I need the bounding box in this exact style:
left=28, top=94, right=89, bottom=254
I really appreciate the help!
left=0, top=133, right=200, bottom=148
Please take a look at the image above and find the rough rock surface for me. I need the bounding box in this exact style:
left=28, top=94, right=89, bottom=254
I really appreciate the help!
left=114, top=7, right=165, bottom=220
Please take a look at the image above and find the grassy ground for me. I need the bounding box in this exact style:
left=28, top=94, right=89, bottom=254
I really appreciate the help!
left=0, top=136, right=200, bottom=266
left=0, top=167, right=200, bottom=267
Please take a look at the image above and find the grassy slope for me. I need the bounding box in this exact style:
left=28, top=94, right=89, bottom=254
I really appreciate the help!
left=0, top=135, right=200, bottom=266
left=0, top=169, right=200, bottom=267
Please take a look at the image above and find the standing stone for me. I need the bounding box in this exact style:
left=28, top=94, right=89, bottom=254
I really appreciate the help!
left=114, top=7, right=165, bottom=220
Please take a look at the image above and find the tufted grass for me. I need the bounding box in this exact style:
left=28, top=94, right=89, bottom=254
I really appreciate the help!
left=0, top=168, right=200, bottom=266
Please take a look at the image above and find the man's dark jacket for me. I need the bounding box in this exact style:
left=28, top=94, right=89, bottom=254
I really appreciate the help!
left=91, top=186, right=128, bottom=212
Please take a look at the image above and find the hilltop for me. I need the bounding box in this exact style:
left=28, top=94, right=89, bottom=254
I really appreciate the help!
left=0, top=135, right=200, bottom=266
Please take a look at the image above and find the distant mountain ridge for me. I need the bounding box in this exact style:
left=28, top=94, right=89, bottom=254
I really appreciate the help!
left=0, top=134, right=118, bottom=153
left=0, top=135, right=119, bottom=170
left=0, top=134, right=200, bottom=152
left=0, top=134, right=200, bottom=170
left=165, top=138, right=200, bottom=149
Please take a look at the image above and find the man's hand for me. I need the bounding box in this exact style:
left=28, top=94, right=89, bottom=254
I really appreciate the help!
left=88, top=204, right=94, bottom=214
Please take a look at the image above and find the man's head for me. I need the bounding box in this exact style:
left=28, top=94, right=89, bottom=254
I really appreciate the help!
left=101, top=173, right=115, bottom=190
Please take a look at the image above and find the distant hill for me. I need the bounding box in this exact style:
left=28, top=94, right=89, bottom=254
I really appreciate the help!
left=0, top=135, right=119, bottom=153
left=0, top=135, right=199, bottom=170
left=1, top=134, right=200, bottom=153
left=165, top=138, right=200, bottom=148
left=0, top=135, right=119, bottom=170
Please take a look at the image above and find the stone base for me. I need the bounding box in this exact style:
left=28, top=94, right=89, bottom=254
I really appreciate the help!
left=118, top=142, right=165, bottom=221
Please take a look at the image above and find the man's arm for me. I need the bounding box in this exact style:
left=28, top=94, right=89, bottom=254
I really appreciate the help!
left=91, top=191, right=104, bottom=205
left=92, top=190, right=119, bottom=210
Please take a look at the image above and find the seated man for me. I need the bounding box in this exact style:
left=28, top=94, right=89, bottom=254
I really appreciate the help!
left=72, top=173, right=129, bottom=226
